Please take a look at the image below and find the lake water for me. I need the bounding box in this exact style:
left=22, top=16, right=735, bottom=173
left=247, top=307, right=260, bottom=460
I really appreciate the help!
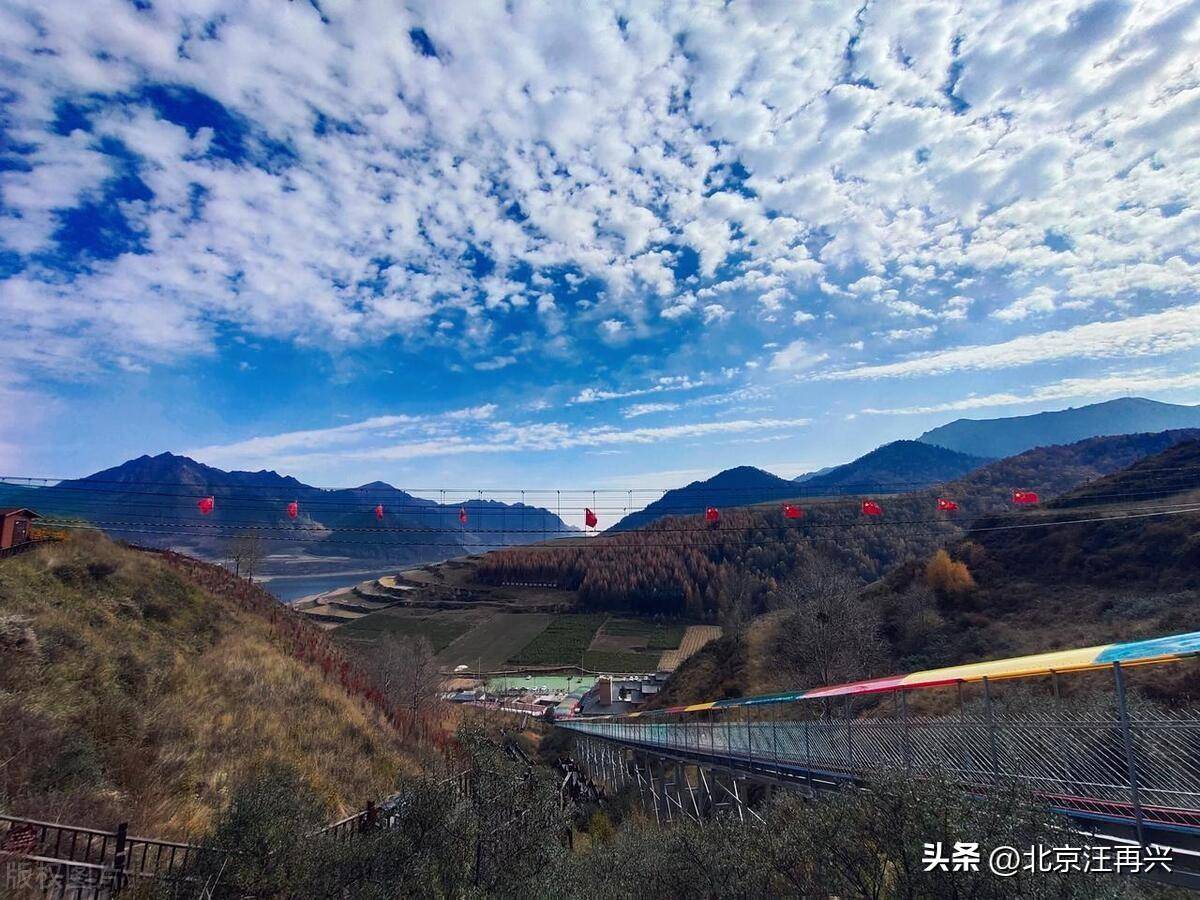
left=258, top=570, right=398, bottom=603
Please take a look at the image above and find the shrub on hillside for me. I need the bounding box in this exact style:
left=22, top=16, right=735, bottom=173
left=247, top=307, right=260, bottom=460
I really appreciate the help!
left=925, top=549, right=975, bottom=595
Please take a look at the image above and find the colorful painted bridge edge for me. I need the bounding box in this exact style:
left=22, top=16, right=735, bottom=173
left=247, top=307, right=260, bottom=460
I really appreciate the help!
left=594, top=629, right=1200, bottom=720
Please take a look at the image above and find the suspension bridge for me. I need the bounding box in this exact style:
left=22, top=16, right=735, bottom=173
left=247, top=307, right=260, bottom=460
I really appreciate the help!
left=557, top=630, right=1200, bottom=888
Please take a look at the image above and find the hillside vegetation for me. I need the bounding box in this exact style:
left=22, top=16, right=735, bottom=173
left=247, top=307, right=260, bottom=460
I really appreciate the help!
left=0, top=533, right=416, bottom=835
left=656, top=440, right=1200, bottom=707
left=477, top=430, right=1200, bottom=622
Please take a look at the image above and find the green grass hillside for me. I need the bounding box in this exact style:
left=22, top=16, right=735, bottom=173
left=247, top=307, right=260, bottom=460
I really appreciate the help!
left=0, top=533, right=416, bottom=836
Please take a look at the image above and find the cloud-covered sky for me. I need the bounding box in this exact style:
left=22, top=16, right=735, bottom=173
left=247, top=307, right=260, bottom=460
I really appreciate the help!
left=3, top=0, right=1200, bottom=500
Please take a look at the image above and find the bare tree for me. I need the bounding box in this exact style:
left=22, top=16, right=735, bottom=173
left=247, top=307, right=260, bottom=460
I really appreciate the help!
left=716, top=567, right=756, bottom=647
left=773, top=554, right=884, bottom=693
left=375, top=634, right=442, bottom=739
left=225, top=529, right=266, bottom=580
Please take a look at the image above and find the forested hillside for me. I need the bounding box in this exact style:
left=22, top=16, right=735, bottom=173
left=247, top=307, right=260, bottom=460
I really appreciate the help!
left=477, top=430, right=1200, bottom=622
left=481, top=495, right=962, bottom=619
left=656, top=440, right=1200, bottom=707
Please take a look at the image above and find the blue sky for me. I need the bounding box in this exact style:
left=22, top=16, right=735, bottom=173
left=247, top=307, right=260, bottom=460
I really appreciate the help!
left=2, top=0, right=1200, bottom=518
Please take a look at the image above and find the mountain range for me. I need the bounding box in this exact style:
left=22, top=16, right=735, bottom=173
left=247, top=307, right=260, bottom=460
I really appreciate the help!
left=611, top=441, right=988, bottom=531
left=10, top=395, right=1198, bottom=570
left=611, top=397, right=1199, bottom=532
left=916, top=397, right=1200, bottom=458
left=4, top=452, right=571, bottom=572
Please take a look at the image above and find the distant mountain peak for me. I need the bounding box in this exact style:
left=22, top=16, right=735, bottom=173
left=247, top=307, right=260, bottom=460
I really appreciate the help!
left=918, top=397, right=1200, bottom=458
left=791, top=440, right=988, bottom=496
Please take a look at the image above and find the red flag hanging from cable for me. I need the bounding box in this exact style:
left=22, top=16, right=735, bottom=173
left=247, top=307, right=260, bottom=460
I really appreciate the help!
left=459, top=506, right=468, bottom=525
left=287, top=500, right=299, bottom=520
left=374, top=504, right=384, bottom=521
left=1012, top=490, right=1039, bottom=505
left=783, top=503, right=804, bottom=519
left=936, top=497, right=959, bottom=512
left=861, top=499, right=883, bottom=516
left=197, top=496, right=214, bottom=515
left=705, top=506, right=720, bottom=524
left=585, top=507, right=598, bottom=528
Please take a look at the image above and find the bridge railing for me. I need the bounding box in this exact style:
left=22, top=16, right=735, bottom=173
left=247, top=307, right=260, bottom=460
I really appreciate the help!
left=559, top=643, right=1200, bottom=838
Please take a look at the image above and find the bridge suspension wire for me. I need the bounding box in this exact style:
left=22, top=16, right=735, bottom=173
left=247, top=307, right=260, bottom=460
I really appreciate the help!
left=4, top=471, right=1198, bottom=522
left=23, top=494, right=1200, bottom=533
left=11, top=484, right=1200, bottom=524
left=5, top=459, right=1200, bottom=501
left=7, top=480, right=1197, bottom=515
left=32, top=501, right=1200, bottom=550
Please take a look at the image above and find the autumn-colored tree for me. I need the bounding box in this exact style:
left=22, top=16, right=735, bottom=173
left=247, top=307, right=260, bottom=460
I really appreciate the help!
left=924, top=549, right=975, bottom=595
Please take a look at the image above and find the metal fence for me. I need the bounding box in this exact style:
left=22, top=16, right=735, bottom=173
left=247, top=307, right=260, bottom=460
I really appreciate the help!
left=1, top=772, right=474, bottom=898
left=560, top=662, right=1200, bottom=841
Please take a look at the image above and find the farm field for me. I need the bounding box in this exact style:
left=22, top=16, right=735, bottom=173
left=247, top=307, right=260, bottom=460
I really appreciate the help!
left=658, top=625, right=723, bottom=671
left=507, top=614, right=608, bottom=667
left=330, top=597, right=707, bottom=675
left=581, top=616, right=693, bottom=672
left=438, top=612, right=554, bottom=670
left=334, top=607, right=476, bottom=652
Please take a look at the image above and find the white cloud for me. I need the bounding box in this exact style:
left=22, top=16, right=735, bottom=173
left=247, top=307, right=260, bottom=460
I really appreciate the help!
left=701, top=303, right=731, bottom=324
left=862, top=368, right=1200, bottom=415
left=768, top=339, right=830, bottom=372
left=623, top=402, right=679, bottom=418
left=193, top=413, right=812, bottom=470
left=600, top=319, right=626, bottom=338
left=474, top=355, right=517, bottom=371
left=186, top=405, right=496, bottom=463
left=569, top=375, right=705, bottom=404
left=1, top=0, right=1197, bottom=382
left=884, top=326, right=937, bottom=341
left=825, top=303, right=1200, bottom=380
left=993, top=285, right=1060, bottom=322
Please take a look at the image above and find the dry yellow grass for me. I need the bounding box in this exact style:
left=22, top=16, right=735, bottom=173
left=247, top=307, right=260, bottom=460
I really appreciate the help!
left=657, top=624, right=722, bottom=672
left=0, top=533, right=417, bottom=836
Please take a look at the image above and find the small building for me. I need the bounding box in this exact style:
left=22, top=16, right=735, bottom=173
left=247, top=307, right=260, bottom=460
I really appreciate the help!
left=0, top=508, right=39, bottom=550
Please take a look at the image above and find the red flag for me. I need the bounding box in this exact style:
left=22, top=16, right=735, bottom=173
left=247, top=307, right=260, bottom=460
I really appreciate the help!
left=861, top=499, right=883, bottom=516
left=197, top=496, right=215, bottom=515
left=936, top=497, right=959, bottom=512
left=705, top=506, right=720, bottom=524
left=374, top=504, right=384, bottom=521
left=783, top=503, right=803, bottom=519
left=1012, top=490, right=1039, bottom=505
left=459, top=506, right=468, bottom=525
left=287, top=500, right=299, bottom=519
left=585, top=507, right=598, bottom=528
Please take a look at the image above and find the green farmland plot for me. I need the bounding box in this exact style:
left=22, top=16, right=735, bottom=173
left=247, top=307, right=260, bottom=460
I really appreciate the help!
left=581, top=649, right=661, bottom=673
left=336, top=609, right=473, bottom=652
left=599, top=617, right=689, bottom=651
left=507, top=614, right=608, bottom=666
